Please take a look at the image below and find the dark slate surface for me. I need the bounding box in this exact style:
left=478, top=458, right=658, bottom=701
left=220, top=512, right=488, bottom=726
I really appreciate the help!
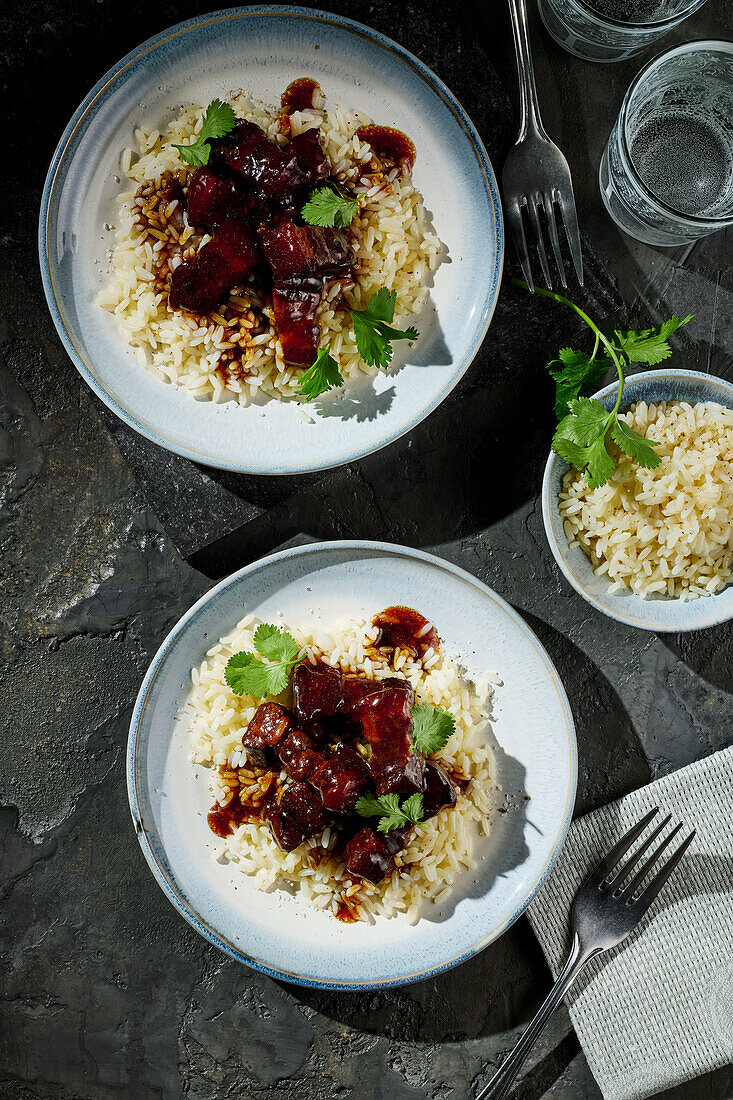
left=1, top=1, right=732, bottom=1098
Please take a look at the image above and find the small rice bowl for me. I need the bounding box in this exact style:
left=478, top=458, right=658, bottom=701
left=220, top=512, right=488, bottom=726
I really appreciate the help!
left=559, top=400, right=733, bottom=599
left=188, top=614, right=499, bottom=924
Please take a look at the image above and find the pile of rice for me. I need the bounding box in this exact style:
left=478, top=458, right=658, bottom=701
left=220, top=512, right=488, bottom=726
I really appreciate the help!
left=97, top=89, right=443, bottom=405
left=188, top=614, right=498, bottom=923
left=559, top=400, right=733, bottom=599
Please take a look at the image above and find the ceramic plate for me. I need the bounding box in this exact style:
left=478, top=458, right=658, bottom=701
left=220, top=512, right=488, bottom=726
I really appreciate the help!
left=40, top=6, right=503, bottom=474
left=542, top=369, right=733, bottom=632
left=127, top=541, right=576, bottom=989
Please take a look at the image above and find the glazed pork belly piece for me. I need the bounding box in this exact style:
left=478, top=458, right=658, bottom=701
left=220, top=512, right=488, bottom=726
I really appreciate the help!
left=292, top=662, right=346, bottom=724
left=308, top=744, right=370, bottom=813
left=211, top=119, right=309, bottom=203
left=272, top=276, right=323, bottom=368
left=260, top=220, right=353, bottom=282
left=241, top=702, right=293, bottom=750
left=169, top=218, right=260, bottom=314
left=286, top=128, right=330, bottom=186
left=343, top=827, right=411, bottom=885
left=349, top=679, right=426, bottom=796
left=267, top=781, right=329, bottom=851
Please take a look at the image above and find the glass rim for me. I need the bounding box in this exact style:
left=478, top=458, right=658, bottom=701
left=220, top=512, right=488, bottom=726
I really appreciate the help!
left=618, top=39, right=733, bottom=227
left=569, top=0, right=707, bottom=31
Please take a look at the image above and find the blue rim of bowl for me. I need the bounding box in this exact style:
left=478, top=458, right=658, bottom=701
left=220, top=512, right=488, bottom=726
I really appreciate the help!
left=38, top=5, right=504, bottom=476
left=126, top=540, right=577, bottom=990
left=542, top=368, right=733, bottom=632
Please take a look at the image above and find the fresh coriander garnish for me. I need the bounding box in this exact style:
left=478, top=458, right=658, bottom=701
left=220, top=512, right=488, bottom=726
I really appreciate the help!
left=173, top=98, right=237, bottom=167
left=301, top=185, right=358, bottom=229
left=411, top=704, right=455, bottom=755
left=351, top=288, right=419, bottom=370
left=355, top=792, right=425, bottom=833
left=297, top=346, right=344, bottom=402
left=224, top=624, right=304, bottom=698
left=513, top=278, right=691, bottom=489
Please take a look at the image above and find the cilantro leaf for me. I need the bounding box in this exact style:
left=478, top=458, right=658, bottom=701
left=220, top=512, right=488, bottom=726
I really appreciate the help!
left=224, top=651, right=291, bottom=697
left=586, top=435, right=616, bottom=489
left=411, top=704, right=455, bottom=754
left=355, top=792, right=425, bottom=833
left=610, top=315, right=691, bottom=366
left=547, top=347, right=610, bottom=417
left=361, top=287, right=397, bottom=323
left=552, top=403, right=616, bottom=490
left=173, top=98, right=236, bottom=166
left=350, top=289, right=419, bottom=370
left=297, top=347, right=344, bottom=402
left=301, top=186, right=358, bottom=228
left=224, top=624, right=304, bottom=699
left=253, top=623, right=300, bottom=663
left=511, top=279, right=691, bottom=490
left=610, top=418, right=661, bottom=470
left=564, top=396, right=613, bottom=446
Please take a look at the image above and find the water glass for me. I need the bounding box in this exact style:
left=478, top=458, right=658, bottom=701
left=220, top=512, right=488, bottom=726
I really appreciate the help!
left=599, top=41, right=733, bottom=246
left=537, top=0, right=708, bottom=62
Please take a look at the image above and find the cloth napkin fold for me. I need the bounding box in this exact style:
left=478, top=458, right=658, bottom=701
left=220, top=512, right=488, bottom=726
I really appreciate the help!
left=526, top=745, right=733, bottom=1100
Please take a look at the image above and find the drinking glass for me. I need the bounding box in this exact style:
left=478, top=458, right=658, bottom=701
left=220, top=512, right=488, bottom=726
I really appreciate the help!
left=599, top=41, right=733, bottom=246
left=537, top=0, right=708, bottom=62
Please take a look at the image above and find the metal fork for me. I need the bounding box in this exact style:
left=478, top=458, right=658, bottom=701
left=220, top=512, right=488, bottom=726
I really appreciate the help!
left=476, top=807, right=695, bottom=1100
left=503, top=0, right=584, bottom=291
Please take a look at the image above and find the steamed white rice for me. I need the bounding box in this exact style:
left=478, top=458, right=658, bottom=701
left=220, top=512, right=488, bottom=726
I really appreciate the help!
left=98, top=89, right=443, bottom=404
left=560, top=400, right=733, bottom=599
left=188, top=614, right=499, bottom=923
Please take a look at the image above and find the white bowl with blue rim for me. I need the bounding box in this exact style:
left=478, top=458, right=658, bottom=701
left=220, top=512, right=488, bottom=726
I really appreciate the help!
left=127, top=541, right=576, bottom=990
left=39, top=6, right=503, bottom=475
left=542, top=369, right=733, bottom=633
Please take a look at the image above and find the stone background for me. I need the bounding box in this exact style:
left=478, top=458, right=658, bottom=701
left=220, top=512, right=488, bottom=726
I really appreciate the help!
left=1, top=2, right=731, bottom=1098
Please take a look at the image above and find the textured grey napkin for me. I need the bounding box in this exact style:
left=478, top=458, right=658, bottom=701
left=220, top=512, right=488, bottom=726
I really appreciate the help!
left=527, top=746, right=733, bottom=1100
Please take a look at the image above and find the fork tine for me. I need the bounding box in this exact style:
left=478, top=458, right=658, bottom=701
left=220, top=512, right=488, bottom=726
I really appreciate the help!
left=557, top=188, right=584, bottom=287
left=617, top=822, right=684, bottom=902
left=586, top=807, right=659, bottom=887
left=609, top=813, right=672, bottom=892
left=505, top=197, right=534, bottom=292
left=544, top=193, right=566, bottom=289
left=527, top=197, right=553, bottom=289
left=633, top=830, right=696, bottom=915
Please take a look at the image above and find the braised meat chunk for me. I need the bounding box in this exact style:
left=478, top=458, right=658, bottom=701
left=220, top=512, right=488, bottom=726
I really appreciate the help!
left=343, top=827, right=410, bottom=885
left=211, top=119, right=309, bottom=203
left=309, top=746, right=370, bottom=813
left=242, top=702, right=293, bottom=750
left=350, top=679, right=425, bottom=796
left=260, top=221, right=353, bottom=282
left=277, top=729, right=322, bottom=781
left=272, top=277, right=323, bottom=367
left=169, top=218, right=260, bottom=314
left=292, top=662, right=345, bottom=724
left=422, top=761, right=458, bottom=818
left=268, top=782, right=328, bottom=851
left=287, top=128, right=330, bottom=186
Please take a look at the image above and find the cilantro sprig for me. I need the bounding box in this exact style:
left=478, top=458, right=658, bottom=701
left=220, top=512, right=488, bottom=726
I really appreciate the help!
left=355, top=792, right=425, bottom=833
left=411, top=704, right=455, bottom=755
left=173, top=98, right=236, bottom=167
left=297, top=346, right=344, bottom=402
left=301, top=186, right=358, bottom=229
left=513, top=279, right=691, bottom=489
left=224, top=624, right=304, bottom=698
left=351, top=289, right=419, bottom=370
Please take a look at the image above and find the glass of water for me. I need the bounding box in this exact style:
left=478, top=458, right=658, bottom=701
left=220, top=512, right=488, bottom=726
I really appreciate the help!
left=537, top=0, right=708, bottom=63
left=599, top=41, right=733, bottom=246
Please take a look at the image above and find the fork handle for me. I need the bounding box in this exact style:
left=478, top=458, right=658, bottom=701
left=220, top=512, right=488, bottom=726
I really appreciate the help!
left=475, top=934, right=599, bottom=1100
left=507, top=0, right=548, bottom=141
